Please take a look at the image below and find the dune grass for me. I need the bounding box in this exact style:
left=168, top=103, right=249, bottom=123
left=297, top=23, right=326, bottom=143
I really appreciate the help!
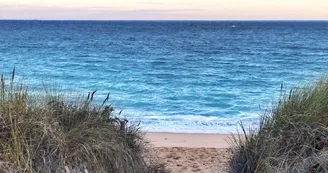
left=0, top=68, right=168, bottom=173
left=230, top=78, right=328, bottom=172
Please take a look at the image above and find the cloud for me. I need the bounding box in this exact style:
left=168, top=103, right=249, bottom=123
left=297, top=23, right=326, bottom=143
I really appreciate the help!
left=2, top=1, right=326, bottom=20
left=136, top=1, right=194, bottom=5
left=131, top=9, right=203, bottom=13
left=0, top=4, right=204, bottom=20
left=0, top=4, right=114, bottom=11
left=85, top=7, right=115, bottom=11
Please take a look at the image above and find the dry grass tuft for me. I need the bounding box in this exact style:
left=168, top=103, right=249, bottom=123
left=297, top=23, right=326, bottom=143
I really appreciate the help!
left=230, top=78, right=328, bottom=173
left=0, top=68, right=169, bottom=173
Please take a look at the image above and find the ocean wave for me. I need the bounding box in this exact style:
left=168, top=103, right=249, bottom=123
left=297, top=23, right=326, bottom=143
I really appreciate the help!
left=119, top=110, right=260, bottom=134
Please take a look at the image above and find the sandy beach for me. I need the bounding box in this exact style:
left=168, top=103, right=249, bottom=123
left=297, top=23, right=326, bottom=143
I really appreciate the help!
left=146, top=133, right=234, bottom=173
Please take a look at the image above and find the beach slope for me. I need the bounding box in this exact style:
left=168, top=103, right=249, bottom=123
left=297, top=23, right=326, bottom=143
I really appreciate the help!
left=146, top=133, right=232, bottom=173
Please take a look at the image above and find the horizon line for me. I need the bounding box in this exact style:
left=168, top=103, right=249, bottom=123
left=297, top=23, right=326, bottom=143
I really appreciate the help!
left=1, top=19, right=328, bottom=22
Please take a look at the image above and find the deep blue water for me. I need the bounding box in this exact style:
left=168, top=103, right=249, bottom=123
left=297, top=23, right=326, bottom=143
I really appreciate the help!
left=1, top=21, right=328, bottom=133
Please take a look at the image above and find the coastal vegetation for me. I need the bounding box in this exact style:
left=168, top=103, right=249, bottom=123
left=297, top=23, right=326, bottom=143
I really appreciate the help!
left=0, top=69, right=167, bottom=173
left=230, top=78, right=328, bottom=172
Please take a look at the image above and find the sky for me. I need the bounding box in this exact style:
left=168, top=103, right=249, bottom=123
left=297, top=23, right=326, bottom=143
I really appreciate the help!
left=0, top=0, right=327, bottom=20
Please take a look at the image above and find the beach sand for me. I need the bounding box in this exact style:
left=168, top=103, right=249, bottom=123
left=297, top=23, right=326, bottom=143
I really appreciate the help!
left=146, top=133, right=234, bottom=173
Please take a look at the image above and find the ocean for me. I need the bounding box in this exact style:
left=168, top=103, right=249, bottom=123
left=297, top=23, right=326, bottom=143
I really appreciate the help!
left=1, top=20, right=328, bottom=133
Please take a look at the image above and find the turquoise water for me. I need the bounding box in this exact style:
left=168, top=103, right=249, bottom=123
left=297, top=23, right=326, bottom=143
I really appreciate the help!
left=1, top=21, right=328, bottom=133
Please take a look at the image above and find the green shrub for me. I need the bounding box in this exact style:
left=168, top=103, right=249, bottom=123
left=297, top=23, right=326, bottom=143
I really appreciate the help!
left=0, top=68, right=168, bottom=173
left=230, top=78, right=328, bottom=173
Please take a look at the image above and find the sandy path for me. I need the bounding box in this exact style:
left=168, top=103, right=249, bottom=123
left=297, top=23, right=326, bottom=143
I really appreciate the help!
left=146, top=133, right=234, bottom=173
left=146, top=132, right=233, bottom=148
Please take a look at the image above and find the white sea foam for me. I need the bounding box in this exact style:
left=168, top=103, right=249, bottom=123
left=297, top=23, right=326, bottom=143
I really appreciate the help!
left=118, top=109, right=260, bottom=134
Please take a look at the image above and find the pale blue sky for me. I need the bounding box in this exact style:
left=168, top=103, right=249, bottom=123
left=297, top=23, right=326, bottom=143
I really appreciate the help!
left=0, top=0, right=327, bottom=20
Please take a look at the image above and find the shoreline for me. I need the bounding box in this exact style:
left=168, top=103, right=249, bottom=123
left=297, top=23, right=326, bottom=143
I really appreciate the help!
left=146, top=132, right=233, bottom=172
left=146, top=132, right=234, bottom=148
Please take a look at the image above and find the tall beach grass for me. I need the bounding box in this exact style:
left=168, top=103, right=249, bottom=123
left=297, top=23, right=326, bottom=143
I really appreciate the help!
left=0, top=68, right=168, bottom=173
left=230, top=78, right=328, bottom=172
